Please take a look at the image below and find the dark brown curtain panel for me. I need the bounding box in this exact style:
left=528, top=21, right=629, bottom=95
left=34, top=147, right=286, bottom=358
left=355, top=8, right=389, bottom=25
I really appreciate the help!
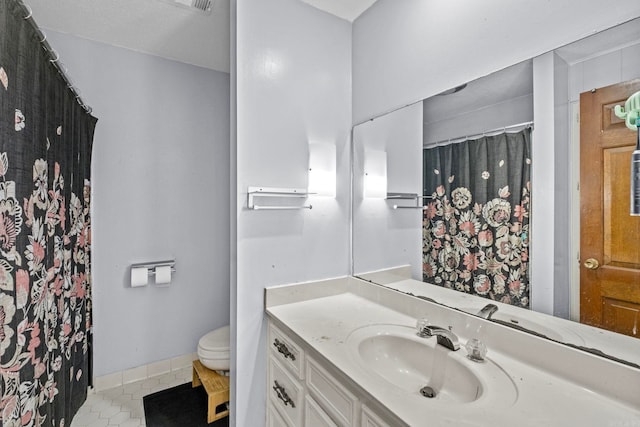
left=423, top=129, right=531, bottom=308
left=0, top=1, right=97, bottom=425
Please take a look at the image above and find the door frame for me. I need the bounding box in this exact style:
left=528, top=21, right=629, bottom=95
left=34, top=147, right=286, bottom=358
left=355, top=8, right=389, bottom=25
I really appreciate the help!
left=570, top=101, right=581, bottom=321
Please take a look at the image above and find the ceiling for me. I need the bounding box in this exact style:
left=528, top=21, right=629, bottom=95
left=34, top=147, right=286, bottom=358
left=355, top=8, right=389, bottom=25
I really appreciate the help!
left=554, top=17, right=640, bottom=64
left=24, top=0, right=378, bottom=73
left=423, top=60, right=533, bottom=126
left=300, top=0, right=378, bottom=22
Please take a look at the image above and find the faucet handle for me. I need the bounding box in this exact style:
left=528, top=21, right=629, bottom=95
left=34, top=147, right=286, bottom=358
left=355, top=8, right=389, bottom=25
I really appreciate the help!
left=465, top=338, right=488, bottom=362
left=416, top=317, right=430, bottom=335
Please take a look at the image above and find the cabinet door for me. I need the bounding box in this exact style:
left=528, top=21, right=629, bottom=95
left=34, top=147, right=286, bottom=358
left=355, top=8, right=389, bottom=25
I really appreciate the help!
left=306, top=356, right=359, bottom=426
left=305, top=395, right=338, bottom=427
left=361, top=405, right=391, bottom=427
left=268, top=403, right=292, bottom=427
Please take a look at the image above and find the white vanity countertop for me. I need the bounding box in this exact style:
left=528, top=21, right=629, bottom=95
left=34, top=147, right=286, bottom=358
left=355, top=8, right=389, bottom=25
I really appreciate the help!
left=357, top=266, right=640, bottom=368
left=265, top=278, right=640, bottom=426
left=381, top=278, right=640, bottom=366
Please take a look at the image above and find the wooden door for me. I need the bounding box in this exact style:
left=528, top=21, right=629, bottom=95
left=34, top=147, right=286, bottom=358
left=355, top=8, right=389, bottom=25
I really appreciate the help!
left=580, top=79, right=640, bottom=338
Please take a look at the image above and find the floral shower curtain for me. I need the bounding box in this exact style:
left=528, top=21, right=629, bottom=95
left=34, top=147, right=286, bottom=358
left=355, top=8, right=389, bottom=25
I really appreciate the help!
left=0, top=1, right=97, bottom=425
left=423, top=129, right=531, bottom=308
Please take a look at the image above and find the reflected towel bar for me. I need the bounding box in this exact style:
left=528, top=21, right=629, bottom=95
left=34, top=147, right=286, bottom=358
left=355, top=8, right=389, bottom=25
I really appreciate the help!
left=387, top=192, right=432, bottom=209
left=252, top=205, right=312, bottom=210
left=247, top=186, right=314, bottom=210
left=392, top=205, right=426, bottom=209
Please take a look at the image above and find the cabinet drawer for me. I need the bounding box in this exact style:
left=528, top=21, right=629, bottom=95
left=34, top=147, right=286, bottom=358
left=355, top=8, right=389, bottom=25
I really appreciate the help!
left=268, top=355, right=304, bottom=427
left=305, top=395, right=338, bottom=427
left=306, top=356, right=358, bottom=427
left=361, top=405, right=391, bottom=427
left=269, top=323, right=305, bottom=379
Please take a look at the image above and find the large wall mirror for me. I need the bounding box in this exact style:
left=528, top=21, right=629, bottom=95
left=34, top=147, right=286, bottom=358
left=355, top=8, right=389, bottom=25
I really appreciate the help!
left=352, top=17, right=640, bottom=368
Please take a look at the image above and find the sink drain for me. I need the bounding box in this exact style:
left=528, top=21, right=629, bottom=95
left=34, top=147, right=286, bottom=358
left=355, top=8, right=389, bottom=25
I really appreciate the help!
left=420, top=385, right=437, bottom=398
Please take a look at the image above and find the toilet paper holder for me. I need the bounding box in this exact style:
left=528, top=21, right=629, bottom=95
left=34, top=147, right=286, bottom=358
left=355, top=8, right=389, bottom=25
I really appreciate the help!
left=131, top=260, right=176, bottom=276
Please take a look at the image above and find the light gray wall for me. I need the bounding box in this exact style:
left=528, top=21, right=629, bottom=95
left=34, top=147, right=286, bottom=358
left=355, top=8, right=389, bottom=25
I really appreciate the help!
left=353, top=102, right=423, bottom=278
left=353, top=0, right=640, bottom=124
left=234, top=0, right=352, bottom=425
left=46, top=32, right=231, bottom=377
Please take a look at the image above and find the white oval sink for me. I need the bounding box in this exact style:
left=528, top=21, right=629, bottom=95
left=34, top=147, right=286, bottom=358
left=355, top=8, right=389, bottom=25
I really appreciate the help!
left=346, top=324, right=517, bottom=406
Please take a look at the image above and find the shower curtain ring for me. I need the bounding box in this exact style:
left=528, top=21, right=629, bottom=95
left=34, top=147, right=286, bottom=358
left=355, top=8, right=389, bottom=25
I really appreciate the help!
left=58, top=61, right=68, bottom=75
left=23, top=5, right=32, bottom=19
left=49, top=49, right=60, bottom=63
left=36, top=29, right=46, bottom=43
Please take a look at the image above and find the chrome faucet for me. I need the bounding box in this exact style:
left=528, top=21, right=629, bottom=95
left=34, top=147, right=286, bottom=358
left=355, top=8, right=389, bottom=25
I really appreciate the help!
left=476, top=303, right=498, bottom=320
left=417, top=324, right=460, bottom=351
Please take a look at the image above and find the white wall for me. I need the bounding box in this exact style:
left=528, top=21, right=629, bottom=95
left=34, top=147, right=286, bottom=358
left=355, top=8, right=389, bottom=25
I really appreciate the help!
left=553, top=53, right=570, bottom=319
left=353, top=102, right=423, bottom=278
left=46, top=32, right=231, bottom=376
left=353, top=0, right=640, bottom=124
left=234, top=0, right=352, bottom=425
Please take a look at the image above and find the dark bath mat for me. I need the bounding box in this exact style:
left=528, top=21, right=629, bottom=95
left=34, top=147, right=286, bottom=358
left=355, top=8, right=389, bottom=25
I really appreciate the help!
left=143, top=383, right=229, bottom=427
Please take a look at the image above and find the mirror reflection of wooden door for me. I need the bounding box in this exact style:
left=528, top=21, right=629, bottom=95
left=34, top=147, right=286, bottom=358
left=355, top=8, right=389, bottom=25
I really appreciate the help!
left=580, top=79, right=640, bottom=338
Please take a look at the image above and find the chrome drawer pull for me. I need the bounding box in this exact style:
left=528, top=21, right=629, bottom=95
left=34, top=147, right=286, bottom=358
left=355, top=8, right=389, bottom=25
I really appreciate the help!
left=273, top=338, right=296, bottom=361
left=272, top=380, right=295, bottom=408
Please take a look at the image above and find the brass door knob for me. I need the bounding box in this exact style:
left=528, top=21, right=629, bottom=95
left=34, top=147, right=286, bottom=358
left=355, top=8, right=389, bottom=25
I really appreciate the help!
left=583, top=258, right=600, bottom=270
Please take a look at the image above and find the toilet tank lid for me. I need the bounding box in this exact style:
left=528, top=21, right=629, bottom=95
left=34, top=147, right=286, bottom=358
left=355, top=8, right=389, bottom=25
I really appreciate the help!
left=199, top=325, right=230, bottom=351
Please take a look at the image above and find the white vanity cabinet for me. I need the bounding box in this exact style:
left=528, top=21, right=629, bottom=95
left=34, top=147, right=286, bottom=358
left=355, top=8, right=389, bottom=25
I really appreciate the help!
left=265, top=278, right=640, bottom=426
left=267, top=321, right=398, bottom=427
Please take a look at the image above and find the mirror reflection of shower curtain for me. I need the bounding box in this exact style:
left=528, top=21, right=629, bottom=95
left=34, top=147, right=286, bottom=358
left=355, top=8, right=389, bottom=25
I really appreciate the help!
left=423, top=128, right=531, bottom=307
left=0, top=1, right=97, bottom=425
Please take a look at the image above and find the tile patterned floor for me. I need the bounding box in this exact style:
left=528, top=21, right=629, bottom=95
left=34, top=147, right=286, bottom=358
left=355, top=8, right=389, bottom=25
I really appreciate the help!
left=71, top=366, right=193, bottom=427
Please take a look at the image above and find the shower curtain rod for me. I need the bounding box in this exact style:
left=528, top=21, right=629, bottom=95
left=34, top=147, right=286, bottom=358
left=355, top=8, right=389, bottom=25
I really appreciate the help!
left=426, top=121, right=534, bottom=148
left=19, top=1, right=92, bottom=114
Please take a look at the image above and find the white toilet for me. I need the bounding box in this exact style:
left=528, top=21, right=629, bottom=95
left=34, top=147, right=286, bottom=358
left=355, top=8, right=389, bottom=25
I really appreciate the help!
left=197, top=325, right=230, bottom=372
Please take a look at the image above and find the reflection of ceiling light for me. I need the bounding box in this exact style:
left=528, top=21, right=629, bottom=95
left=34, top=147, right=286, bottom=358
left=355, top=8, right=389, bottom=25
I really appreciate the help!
left=436, top=83, right=467, bottom=96
left=158, top=0, right=217, bottom=14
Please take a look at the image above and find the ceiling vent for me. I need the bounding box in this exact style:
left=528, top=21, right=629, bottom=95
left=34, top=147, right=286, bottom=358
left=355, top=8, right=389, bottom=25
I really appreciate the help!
left=159, top=0, right=216, bottom=15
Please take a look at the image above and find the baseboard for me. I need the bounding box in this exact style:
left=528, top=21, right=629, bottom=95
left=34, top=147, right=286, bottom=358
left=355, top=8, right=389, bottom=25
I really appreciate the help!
left=93, top=352, right=198, bottom=392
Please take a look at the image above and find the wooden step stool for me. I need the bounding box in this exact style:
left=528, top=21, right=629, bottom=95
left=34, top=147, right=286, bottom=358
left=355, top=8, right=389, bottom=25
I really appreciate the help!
left=192, top=359, right=230, bottom=423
